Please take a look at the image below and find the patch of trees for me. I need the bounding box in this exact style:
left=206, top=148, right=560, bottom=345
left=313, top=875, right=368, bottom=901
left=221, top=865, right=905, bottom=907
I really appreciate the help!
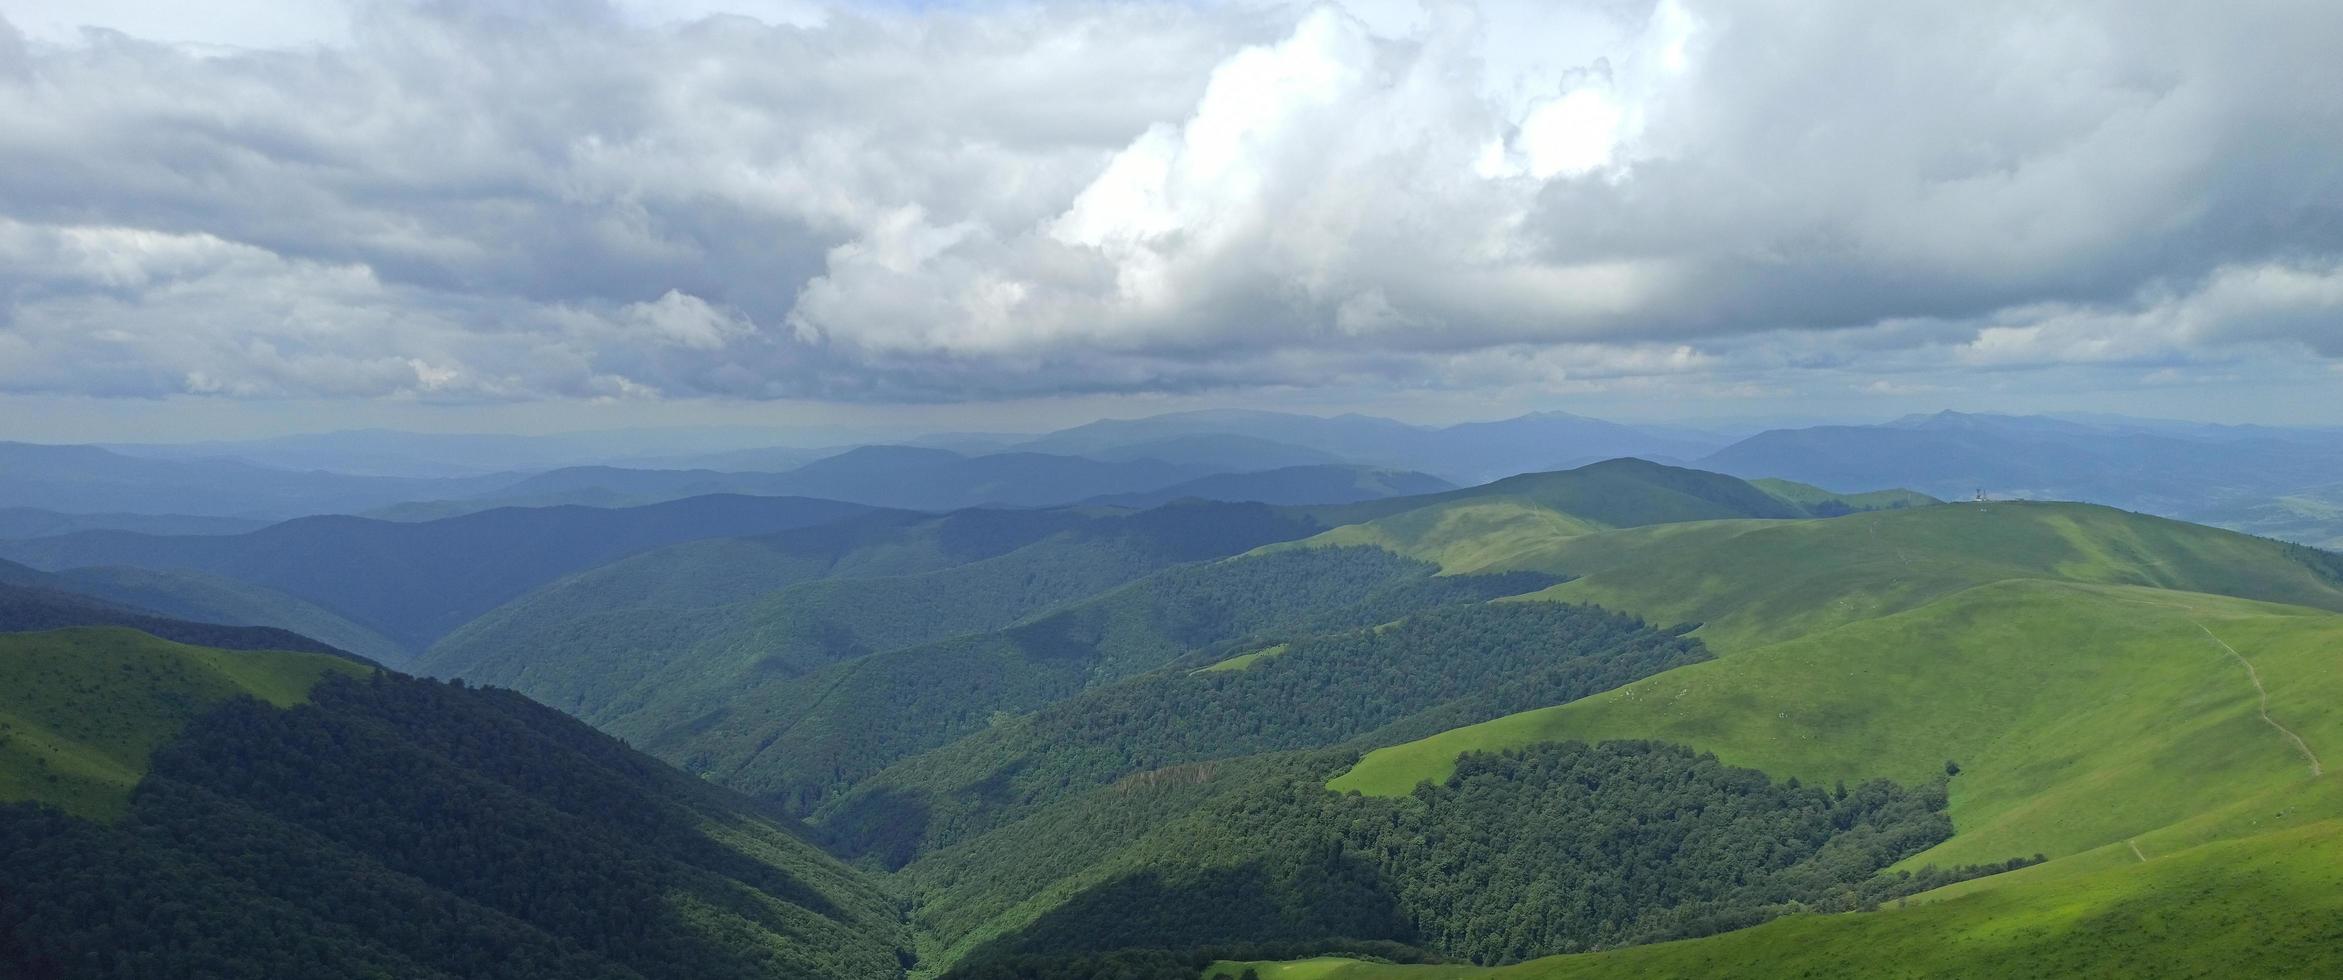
left=823, top=601, right=1707, bottom=865
left=2282, top=541, right=2343, bottom=587
left=959, top=741, right=2034, bottom=969
left=0, top=672, right=906, bottom=980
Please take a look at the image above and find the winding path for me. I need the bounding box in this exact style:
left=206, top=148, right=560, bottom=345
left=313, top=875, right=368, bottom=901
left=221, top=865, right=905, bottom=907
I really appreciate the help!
left=2198, top=623, right=2325, bottom=778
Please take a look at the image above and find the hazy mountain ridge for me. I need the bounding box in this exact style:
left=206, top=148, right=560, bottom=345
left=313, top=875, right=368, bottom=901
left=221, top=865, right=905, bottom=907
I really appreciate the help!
left=0, top=495, right=882, bottom=654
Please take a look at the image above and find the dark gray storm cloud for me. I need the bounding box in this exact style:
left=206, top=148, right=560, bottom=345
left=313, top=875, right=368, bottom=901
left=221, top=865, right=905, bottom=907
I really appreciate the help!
left=0, top=0, right=2338, bottom=404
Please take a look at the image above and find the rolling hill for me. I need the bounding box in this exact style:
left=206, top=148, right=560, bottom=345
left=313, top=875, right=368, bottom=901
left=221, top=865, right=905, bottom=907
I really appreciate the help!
left=0, top=494, right=882, bottom=654
left=807, top=469, right=2343, bottom=977
left=420, top=501, right=1334, bottom=725
left=1225, top=497, right=2343, bottom=975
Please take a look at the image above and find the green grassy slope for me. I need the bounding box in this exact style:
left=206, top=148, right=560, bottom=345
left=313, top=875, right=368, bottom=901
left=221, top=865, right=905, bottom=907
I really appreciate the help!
left=1334, top=582, right=2342, bottom=868
left=1209, top=814, right=2343, bottom=980
left=1508, top=500, right=2343, bottom=652
left=0, top=627, right=366, bottom=818
left=1297, top=500, right=1604, bottom=573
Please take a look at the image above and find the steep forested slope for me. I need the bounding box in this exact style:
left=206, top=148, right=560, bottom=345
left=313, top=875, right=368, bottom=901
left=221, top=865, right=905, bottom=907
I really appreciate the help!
left=0, top=634, right=907, bottom=980
left=914, top=743, right=1981, bottom=975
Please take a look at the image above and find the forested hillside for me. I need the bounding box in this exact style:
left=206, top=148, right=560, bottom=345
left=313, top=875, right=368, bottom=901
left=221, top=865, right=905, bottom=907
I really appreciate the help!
left=0, top=632, right=906, bottom=979
left=424, top=502, right=1340, bottom=748
left=820, top=601, right=1708, bottom=865
left=639, top=547, right=1556, bottom=814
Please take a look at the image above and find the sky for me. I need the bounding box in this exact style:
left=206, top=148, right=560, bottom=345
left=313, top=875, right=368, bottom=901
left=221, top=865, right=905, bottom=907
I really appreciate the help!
left=1, top=0, right=2340, bottom=441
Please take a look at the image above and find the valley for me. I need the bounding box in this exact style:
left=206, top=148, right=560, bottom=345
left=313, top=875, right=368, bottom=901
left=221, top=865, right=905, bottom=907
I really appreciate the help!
left=4, top=426, right=2340, bottom=979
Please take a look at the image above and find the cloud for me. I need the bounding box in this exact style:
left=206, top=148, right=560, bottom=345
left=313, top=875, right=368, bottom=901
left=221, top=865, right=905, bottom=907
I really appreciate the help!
left=0, top=0, right=2338, bottom=405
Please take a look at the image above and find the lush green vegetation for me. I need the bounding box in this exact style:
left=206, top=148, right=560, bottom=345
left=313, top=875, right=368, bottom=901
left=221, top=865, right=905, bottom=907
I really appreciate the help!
left=1382, top=500, right=2343, bottom=655
left=422, top=501, right=1328, bottom=723
left=0, top=628, right=366, bottom=819
left=681, top=548, right=1555, bottom=814
left=819, top=601, right=1706, bottom=864
left=1334, top=578, right=2343, bottom=868
left=1212, top=814, right=2343, bottom=979
left=0, top=670, right=907, bottom=979
left=18, top=457, right=2339, bottom=979
left=931, top=741, right=1981, bottom=972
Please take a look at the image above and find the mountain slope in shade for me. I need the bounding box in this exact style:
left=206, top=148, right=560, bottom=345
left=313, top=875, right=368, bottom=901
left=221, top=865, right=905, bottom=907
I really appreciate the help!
left=0, top=495, right=882, bottom=653
left=0, top=633, right=907, bottom=979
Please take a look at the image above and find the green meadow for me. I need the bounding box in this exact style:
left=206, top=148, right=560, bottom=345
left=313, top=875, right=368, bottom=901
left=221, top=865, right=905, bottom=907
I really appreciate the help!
left=0, top=627, right=366, bottom=818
